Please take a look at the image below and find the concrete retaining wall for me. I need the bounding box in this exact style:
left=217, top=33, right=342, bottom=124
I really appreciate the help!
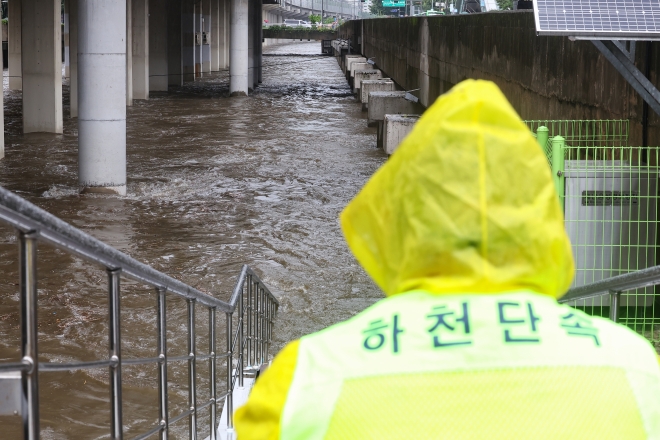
left=340, top=12, right=660, bottom=146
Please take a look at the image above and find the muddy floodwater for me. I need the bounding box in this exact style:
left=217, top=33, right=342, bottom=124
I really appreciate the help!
left=0, top=41, right=385, bottom=439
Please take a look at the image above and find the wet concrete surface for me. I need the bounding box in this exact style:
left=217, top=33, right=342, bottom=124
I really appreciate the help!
left=0, top=41, right=385, bottom=438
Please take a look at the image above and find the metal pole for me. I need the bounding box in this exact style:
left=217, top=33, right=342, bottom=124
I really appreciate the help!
left=266, top=298, right=275, bottom=360
left=108, top=268, right=123, bottom=440
left=187, top=299, right=197, bottom=440
left=260, top=288, right=265, bottom=364
left=156, top=287, right=169, bottom=440
left=209, top=307, right=217, bottom=440
left=536, top=126, right=549, bottom=152
left=238, top=279, right=244, bottom=387
left=551, top=135, right=566, bottom=211
left=255, top=285, right=260, bottom=365
left=19, top=231, right=39, bottom=440
left=225, top=312, right=233, bottom=432
left=247, top=278, right=252, bottom=367
left=609, top=291, right=621, bottom=322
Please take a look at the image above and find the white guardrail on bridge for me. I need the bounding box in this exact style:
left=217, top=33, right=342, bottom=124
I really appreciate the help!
left=0, top=186, right=278, bottom=440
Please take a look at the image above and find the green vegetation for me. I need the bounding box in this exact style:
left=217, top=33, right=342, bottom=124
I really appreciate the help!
left=495, top=0, right=513, bottom=10
left=309, top=14, right=321, bottom=24
left=370, top=1, right=391, bottom=16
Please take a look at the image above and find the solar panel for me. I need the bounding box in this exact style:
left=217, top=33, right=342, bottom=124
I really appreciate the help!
left=534, top=0, right=660, bottom=39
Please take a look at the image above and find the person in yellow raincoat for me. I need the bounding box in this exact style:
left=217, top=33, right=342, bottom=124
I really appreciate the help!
left=235, top=79, right=660, bottom=439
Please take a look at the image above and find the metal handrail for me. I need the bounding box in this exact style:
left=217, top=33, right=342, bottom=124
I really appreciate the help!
left=559, top=264, right=660, bottom=322
left=0, top=186, right=279, bottom=440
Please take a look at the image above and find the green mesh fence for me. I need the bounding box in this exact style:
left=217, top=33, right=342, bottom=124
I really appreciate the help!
left=524, top=120, right=660, bottom=345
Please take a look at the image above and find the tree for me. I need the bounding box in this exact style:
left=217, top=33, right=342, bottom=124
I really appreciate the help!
left=369, top=1, right=390, bottom=16
left=495, top=0, right=513, bottom=10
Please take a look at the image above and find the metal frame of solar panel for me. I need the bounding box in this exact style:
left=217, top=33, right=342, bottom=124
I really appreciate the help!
left=534, top=0, right=660, bottom=40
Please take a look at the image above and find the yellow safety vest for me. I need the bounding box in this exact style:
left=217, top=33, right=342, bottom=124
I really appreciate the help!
left=279, top=291, right=660, bottom=439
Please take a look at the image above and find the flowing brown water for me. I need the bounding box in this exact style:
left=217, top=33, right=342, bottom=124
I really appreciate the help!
left=0, top=41, right=385, bottom=439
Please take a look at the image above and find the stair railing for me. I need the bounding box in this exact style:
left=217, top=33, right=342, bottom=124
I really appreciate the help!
left=0, top=186, right=278, bottom=440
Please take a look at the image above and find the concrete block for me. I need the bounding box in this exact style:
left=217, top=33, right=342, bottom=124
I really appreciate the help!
left=361, top=79, right=395, bottom=111
left=368, top=91, right=422, bottom=126
left=353, top=69, right=382, bottom=94
left=383, top=115, right=419, bottom=155
left=369, top=91, right=423, bottom=148
left=350, top=62, right=370, bottom=78
left=343, top=54, right=364, bottom=74
left=345, top=56, right=366, bottom=77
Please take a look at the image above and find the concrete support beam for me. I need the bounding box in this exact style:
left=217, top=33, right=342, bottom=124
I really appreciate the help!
left=22, top=0, right=63, bottom=134
left=383, top=115, right=419, bottom=155
left=353, top=69, right=382, bottom=95
left=70, top=0, right=79, bottom=117
left=64, top=0, right=70, bottom=78
left=202, top=0, right=211, bottom=73
left=211, top=0, right=220, bottom=71
left=126, top=0, right=133, bottom=106
left=8, top=0, right=22, bottom=90
left=219, top=0, right=229, bottom=69
left=132, top=0, right=149, bottom=99
left=230, top=0, right=249, bottom=96
left=149, top=0, right=168, bottom=91
left=247, top=0, right=254, bottom=90
left=0, top=70, right=3, bottom=158
left=195, top=1, right=202, bottom=77
left=360, top=79, right=394, bottom=111
left=78, top=0, right=127, bottom=195
left=167, top=0, right=183, bottom=87
left=182, top=0, right=196, bottom=82
left=255, top=0, right=262, bottom=84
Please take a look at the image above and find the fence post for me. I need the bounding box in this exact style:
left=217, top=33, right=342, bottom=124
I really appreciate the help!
left=187, top=299, right=197, bottom=440
left=156, top=287, right=169, bottom=440
left=108, top=268, right=123, bottom=440
left=551, top=135, right=566, bottom=210
left=209, top=307, right=217, bottom=440
left=238, top=280, right=244, bottom=387
left=226, top=312, right=234, bottom=437
left=609, top=291, right=621, bottom=322
left=536, top=126, right=549, bottom=152
left=19, top=231, right=39, bottom=440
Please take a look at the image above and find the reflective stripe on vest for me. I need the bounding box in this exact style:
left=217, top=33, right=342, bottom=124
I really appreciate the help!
left=280, top=291, right=660, bottom=440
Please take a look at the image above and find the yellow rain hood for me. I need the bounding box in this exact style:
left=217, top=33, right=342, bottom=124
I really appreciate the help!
left=340, top=80, right=574, bottom=298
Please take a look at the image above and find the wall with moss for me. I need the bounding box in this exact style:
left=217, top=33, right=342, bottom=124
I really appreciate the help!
left=340, top=12, right=660, bottom=146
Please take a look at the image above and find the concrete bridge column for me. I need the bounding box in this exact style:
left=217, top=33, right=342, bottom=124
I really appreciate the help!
left=126, top=0, right=133, bottom=106
left=150, top=0, right=168, bottom=91
left=256, top=0, right=262, bottom=84
left=64, top=0, right=70, bottom=78
left=132, top=0, right=149, bottom=99
left=8, top=0, right=22, bottom=90
left=220, top=0, right=229, bottom=69
left=70, top=0, right=79, bottom=117
left=195, top=1, right=202, bottom=77
left=0, top=70, right=3, bottom=158
left=230, top=0, right=249, bottom=95
left=182, top=0, right=196, bottom=82
left=211, top=0, right=220, bottom=71
left=202, top=0, right=211, bottom=73
left=22, top=0, right=63, bottom=134
left=247, top=0, right=254, bottom=91
left=167, top=0, right=183, bottom=87
left=78, top=0, right=127, bottom=195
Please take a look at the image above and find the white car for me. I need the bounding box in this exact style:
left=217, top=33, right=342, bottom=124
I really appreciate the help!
left=283, top=19, right=312, bottom=28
